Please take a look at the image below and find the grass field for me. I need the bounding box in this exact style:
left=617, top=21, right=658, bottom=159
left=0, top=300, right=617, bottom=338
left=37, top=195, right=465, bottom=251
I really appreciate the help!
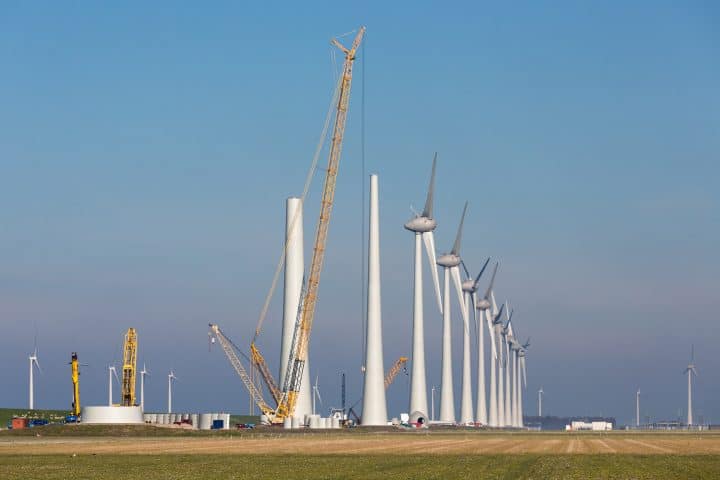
left=1, top=454, right=719, bottom=479
left=2, top=427, right=719, bottom=479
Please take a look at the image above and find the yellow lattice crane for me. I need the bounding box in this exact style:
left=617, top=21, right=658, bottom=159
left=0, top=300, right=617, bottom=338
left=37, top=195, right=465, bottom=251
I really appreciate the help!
left=121, top=328, right=138, bottom=406
left=384, top=357, right=409, bottom=389
left=70, top=352, right=81, bottom=417
left=213, top=27, right=365, bottom=423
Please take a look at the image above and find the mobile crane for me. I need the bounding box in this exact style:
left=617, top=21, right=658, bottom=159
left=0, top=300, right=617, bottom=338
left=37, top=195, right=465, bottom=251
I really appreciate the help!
left=121, top=328, right=138, bottom=406
left=212, top=27, right=365, bottom=423
left=67, top=352, right=81, bottom=422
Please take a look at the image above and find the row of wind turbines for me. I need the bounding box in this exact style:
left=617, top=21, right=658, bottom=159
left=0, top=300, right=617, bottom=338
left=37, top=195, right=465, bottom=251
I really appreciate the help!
left=404, top=155, right=530, bottom=427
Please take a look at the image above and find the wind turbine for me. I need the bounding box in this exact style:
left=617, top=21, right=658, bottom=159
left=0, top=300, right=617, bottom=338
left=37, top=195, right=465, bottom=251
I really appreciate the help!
left=404, top=154, right=443, bottom=421
left=312, top=375, right=323, bottom=416
left=503, top=307, right=515, bottom=427
left=167, top=370, right=177, bottom=413
left=685, top=346, right=698, bottom=427
left=140, top=364, right=149, bottom=412
left=108, top=364, right=120, bottom=406
left=475, top=262, right=499, bottom=425
left=437, top=202, right=470, bottom=423
left=491, top=292, right=506, bottom=427
left=636, top=389, right=640, bottom=428
left=459, top=257, right=490, bottom=425
left=28, top=345, right=41, bottom=410
left=518, top=338, right=530, bottom=428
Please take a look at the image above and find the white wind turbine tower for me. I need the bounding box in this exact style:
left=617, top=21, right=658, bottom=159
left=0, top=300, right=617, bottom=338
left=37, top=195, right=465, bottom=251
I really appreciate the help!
left=489, top=297, right=505, bottom=427
left=140, top=364, right=149, bottom=412
left=636, top=389, right=640, bottom=428
left=685, top=345, right=698, bottom=427
left=460, top=257, right=490, bottom=425
left=491, top=292, right=506, bottom=427
left=167, top=370, right=177, bottom=413
left=538, top=387, right=543, bottom=417
left=108, top=364, right=120, bottom=406
left=502, top=306, right=515, bottom=427
left=518, top=339, right=529, bottom=428
left=436, top=202, right=470, bottom=423
left=403, top=154, right=443, bottom=421
left=511, top=331, right=522, bottom=427
left=28, top=346, right=41, bottom=410
left=474, top=263, right=499, bottom=425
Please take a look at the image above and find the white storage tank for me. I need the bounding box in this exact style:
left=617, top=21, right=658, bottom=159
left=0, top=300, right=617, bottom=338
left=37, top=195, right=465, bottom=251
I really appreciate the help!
left=283, top=417, right=293, bottom=429
left=331, top=417, right=340, bottom=429
left=81, top=406, right=144, bottom=425
left=223, top=413, right=231, bottom=430
left=309, top=415, right=320, bottom=429
left=292, top=416, right=302, bottom=429
left=190, top=414, right=199, bottom=428
left=211, top=413, right=220, bottom=421
left=199, top=413, right=213, bottom=430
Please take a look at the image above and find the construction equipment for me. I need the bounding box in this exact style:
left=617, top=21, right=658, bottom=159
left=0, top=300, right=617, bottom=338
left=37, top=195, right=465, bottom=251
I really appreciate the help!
left=212, top=27, right=365, bottom=423
left=70, top=352, right=81, bottom=418
left=276, top=26, right=366, bottom=423
left=384, top=356, right=409, bottom=389
left=209, top=324, right=276, bottom=418
left=121, top=328, right=138, bottom=406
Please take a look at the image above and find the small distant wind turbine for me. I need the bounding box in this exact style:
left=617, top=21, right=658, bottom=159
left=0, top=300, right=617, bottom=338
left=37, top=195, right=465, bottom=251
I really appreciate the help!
left=168, top=370, right=177, bottom=413
left=140, top=363, right=149, bottom=412
left=636, top=389, right=641, bottom=428
left=685, top=346, right=698, bottom=427
left=538, top=387, right=544, bottom=417
left=28, top=343, right=42, bottom=410
left=108, top=364, right=120, bottom=406
left=312, top=375, right=323, bottom=416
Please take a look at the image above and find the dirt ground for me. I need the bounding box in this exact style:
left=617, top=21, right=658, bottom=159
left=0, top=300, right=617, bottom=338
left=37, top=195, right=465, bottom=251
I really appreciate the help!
left=2, top=432, right=719, bottom=456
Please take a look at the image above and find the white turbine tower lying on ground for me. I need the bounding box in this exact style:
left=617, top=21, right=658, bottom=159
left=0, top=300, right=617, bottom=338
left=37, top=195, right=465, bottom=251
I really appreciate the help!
left=167, top=370, right=177, bottom=413
left=475, top=263, right=499, bottom=425
left=108, top=364, right=119, bottom=406
left=140, top=364, right=149, bottom=412
left=685, top=346, right=698, bottom=427
left=437, top=202, right=470, bottom=423
left=28, top=346, right=41, bottom=410
left=460, top=257, right=490, bottom=425
left=404, top=154, right=443, bottom=422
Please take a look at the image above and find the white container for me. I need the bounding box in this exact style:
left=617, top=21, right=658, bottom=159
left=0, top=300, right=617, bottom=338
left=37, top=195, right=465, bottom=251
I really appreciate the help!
left=223, top=413, right=231, bottom=430
left=309, top=415, right=320, bottom=429
left=292, top=416, right=302, bottom=429
left=199, top=413, right=213, bottom=430
left=190, top=414, right=199, bottom=427
left=283, top=417, right=293, bottom=429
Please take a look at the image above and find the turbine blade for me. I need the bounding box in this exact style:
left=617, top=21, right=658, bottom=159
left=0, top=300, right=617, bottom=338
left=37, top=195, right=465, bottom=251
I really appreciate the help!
left=423, top=231, right=443, bottom=314
left=460, top=259, right=470, bottom=279
left=483, top=262, right=499, bottom=300
left=522, top=357, right=527, bottom=388
left=34, top=358, right=43, bottom=374
left=451, top=201, right=468, bottom=256
left=422, top=153, right=437, bottom=218
left=494, top=303, right=505, bottom=323
left=451, top=265, right=468, bottom=324
left=473, top=257, right=491, bottom=289
left=491, top=291, right=498, bottom=315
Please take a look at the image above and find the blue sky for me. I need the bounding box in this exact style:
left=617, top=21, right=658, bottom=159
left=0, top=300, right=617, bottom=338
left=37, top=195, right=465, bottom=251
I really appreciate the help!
left=1, top=1, right=718, bottom=425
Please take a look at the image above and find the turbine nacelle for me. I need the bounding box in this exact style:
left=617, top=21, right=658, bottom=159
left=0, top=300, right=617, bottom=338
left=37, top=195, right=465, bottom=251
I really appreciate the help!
left=461, top=278, right=475, bottom=292
left=404, top=216, right=437, bottom=233
left=475, top=298, right=491, bottom=311
left=437, top=253, right=461, bottom=268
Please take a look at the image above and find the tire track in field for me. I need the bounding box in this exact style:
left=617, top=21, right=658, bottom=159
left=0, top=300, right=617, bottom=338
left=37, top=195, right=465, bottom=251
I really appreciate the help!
left=592, top=438, right=616, bottom=453
left=623, top=438, right=674, bottom=453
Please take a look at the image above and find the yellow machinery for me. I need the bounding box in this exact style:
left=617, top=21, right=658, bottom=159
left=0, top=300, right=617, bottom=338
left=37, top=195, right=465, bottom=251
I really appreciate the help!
left=70, top=352, right=81, bottom=416
left=384, top=357, right=409, bottom=389
left=212, top=27, right=365, bottom=423
left=121, top=328, right=138, bottom=406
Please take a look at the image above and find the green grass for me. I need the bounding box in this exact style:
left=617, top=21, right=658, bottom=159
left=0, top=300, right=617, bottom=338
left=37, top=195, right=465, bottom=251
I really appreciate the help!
left=1, top=454, right=719, bottom=479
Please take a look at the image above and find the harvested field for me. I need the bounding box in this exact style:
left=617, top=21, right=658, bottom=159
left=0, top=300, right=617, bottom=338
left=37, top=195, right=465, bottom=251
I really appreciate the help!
left=1, top=430, right=720, bottom=455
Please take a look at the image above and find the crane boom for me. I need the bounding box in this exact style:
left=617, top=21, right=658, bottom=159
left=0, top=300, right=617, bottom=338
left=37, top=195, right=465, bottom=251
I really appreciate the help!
left=384, top=356, right=409, bottom=389
left=209, top=324, right=276, bottom=416
left=280, top=27, right=366, bottom=419
left=121, top=328, right=138, bottom=406
left=70, top=352, right=81, bottom=416
left=250, top=343, right=282, bottom=404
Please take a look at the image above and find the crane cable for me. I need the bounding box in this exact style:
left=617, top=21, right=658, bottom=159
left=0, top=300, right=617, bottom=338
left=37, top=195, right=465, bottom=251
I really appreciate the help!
left=253, top=54, right=344, bottom=343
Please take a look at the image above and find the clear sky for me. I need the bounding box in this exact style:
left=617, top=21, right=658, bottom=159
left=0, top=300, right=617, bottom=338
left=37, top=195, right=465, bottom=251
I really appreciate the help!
left=1, top=1, right=718, bottom=425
